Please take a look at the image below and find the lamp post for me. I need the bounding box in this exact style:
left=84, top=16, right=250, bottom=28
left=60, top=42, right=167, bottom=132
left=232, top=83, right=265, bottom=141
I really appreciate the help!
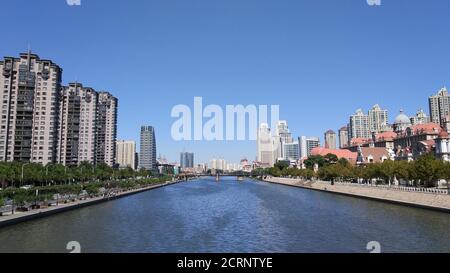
left=21, top=163, right=30, bottom=187
left=45, top=165, right=51, bottom=186
left=11, top=190, right=15, bottom=215
left=65, top=166, right=69, bottom=185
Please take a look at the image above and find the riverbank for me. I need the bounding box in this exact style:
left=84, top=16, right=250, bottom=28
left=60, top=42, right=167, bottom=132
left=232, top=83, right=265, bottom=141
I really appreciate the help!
left=0, top=179, right=184, bottom=229
left=262, top=177, right=450, bottom=213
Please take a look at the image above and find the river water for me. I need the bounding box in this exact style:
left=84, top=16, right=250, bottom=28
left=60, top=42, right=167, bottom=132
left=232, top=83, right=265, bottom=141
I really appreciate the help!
left=1, top=177, right=450, bottom=253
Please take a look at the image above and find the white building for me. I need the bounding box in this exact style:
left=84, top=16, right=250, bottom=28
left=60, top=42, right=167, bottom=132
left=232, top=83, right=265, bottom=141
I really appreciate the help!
left=368, top=104, right=388, bottom=133
left=283, top=142, right=300, bottom=161
left=349, top=109, right=370, bottom=139
left=436, top=130, right=450, bottom=162
left=257, top=123, right=276, bottom=167
left=299, top=136, right=320, bottom=159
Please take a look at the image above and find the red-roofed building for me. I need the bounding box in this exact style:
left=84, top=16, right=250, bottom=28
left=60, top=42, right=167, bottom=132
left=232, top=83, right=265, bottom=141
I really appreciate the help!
left=394, top=122, right=443, bottom=160
left=358, top=147, right=392, bottom=164
left=311, top=147, right=357, bottom=164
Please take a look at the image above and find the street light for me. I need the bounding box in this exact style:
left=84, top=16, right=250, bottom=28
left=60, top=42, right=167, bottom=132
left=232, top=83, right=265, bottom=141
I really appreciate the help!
left=45, top=165, right=51, bottom=186
left=65, top=165, right=69, bottom=185
left=21, top=163, right=31, bottom=187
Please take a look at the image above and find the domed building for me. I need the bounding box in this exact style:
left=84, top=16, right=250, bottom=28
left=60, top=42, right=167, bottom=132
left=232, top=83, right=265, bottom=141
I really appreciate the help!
left=393, top=110, right=412, bottom=134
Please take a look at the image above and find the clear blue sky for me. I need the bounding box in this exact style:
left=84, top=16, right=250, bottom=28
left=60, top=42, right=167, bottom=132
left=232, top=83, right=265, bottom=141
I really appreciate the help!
left=1, top=0, right=449, bottom=164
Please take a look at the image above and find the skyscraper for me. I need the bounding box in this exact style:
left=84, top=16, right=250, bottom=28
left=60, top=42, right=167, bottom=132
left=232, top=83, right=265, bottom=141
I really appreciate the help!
left=0, top=52, right=62, bottom=164
left=140, top=126, right=157, bottom=171
left=283, top=142, right=300, bottom=161
left=368, top=104, right=388, bottom=133
left=349, top=109, right=370, bottom=139
left=257, top=123, right=276, bottom=167
left=95, top=92, right=118, bottom=167
left=116, top=140, right=136, bottom=169
left=57, top=83, right=97, bottom=166
left=180, top=152, right=194, bottom=169
left=57, top=84, right=118, bottom=167
left=324, top=130, right=337, bottom=149
left=273, top=120, right=293, bottom=160
left=429, top=87, right=449, bottom=127
left=299, top=136, right=320, bottom=158
left=338, top=126, right=349, bottom=148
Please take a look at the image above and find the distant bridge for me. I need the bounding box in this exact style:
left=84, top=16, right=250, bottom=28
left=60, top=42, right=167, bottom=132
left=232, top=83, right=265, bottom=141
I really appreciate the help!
left=178, top=173, right=251, bottom=181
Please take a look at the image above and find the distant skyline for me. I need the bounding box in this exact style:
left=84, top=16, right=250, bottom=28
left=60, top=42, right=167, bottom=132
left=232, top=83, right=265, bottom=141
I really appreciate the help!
left=1, top=0, right=449, bottom=163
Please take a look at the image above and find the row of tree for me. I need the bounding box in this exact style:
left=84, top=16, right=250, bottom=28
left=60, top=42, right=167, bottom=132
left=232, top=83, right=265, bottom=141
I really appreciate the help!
left=0, top=176, right=172, bottom=208
left=253, top=154, right=450, bottom=188
left=0, top=161, right=156, bottom=189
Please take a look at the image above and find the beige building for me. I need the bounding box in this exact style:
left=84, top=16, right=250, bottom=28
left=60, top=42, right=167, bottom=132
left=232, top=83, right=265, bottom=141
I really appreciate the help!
left=116, top=140, right=136, bottom=169
left=429, top=87, right=449, bottom=127
left=368, top=104, right=388, bottom=133
left=338, top=126, right=349, bottom=148
left=58, top=85, right=117, bottom=167
left=324, top=130, right=337, bottom=149
left=0, top=52, right=62, bottom=165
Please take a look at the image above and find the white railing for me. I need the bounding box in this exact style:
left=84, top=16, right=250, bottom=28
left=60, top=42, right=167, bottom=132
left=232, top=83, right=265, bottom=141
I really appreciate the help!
left=332, top=181, right=449, bottom=195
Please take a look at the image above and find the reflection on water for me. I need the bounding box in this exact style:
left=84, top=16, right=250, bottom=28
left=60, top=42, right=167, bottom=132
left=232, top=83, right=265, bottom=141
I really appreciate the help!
left=0, top=177, right=450, bottom=253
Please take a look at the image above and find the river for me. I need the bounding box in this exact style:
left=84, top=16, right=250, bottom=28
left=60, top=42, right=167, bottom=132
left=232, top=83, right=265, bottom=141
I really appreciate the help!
left=1, top=177, right=450, bottom=253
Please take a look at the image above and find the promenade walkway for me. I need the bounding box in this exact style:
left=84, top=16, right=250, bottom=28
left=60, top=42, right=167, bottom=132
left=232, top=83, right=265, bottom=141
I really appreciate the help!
left=263, top=177, right=450, bottom=212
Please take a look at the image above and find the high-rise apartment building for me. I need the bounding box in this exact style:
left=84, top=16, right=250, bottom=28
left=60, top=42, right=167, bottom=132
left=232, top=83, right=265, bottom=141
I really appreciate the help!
left=180, top=152, right=194, bottom=169
left=140, top=126, right=157, bottom=171
left=324, top=130, right=337, bottom=149
left=338, top=126, right=349, bottom=148
left=95, top=92, right=118, bottom=167
left=0, top=52, right=118, bottom=167
left=116, top=140, right=136, bottom=169
left=57, top=83, right=97, bottom=166
left=368, top=104, right=388, bottom=133
left=0, top=52, right=62, bottom=165
left=349, top=109, right=370, bottom=139
left=58, top=84, right=117, bottom=166
left=429, top=87, right=450, bottom=127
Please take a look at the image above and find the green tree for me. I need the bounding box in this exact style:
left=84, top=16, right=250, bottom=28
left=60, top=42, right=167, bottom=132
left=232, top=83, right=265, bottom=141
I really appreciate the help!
left=324, top=154, right=339, bottom=165
left=395, top=161, right=413, bottom=186
left=379, top=160, right=396, bottom=186
left=274, top=161, right=289, bottom=171
left=413, top=154, right=445, bottom=187
left=304, top=155, right=326, bottom=169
